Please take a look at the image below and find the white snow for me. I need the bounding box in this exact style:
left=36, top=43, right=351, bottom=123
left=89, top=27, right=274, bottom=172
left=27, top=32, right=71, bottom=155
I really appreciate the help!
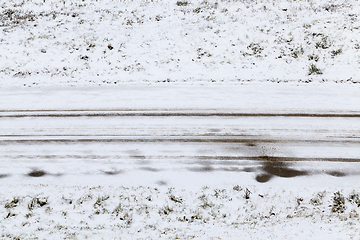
left=2, top=184, right=360, bottom=239
left=1, top=86, right=360, bottom=239
left=0, top=0, right=360, bottom=87
left=1, top=0, right=360, bottom=239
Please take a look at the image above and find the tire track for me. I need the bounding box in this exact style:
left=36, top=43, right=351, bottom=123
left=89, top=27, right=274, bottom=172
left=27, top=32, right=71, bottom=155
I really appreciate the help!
left=1, top=110, right=360, bottom=118
left=0, top=109, right=359, bottom=183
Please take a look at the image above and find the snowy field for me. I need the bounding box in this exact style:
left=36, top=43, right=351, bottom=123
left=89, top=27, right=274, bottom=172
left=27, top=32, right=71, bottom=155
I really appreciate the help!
left=1, top=0, right=360, bottom=239
left=0, top=0, right=360, bottom=86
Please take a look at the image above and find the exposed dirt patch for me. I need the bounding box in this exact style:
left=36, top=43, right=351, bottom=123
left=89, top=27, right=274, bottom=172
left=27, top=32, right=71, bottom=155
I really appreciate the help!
left=27, top=170, right=47, bottom=177
left=255, top=174, right=273, bottom=183
left=254, top=157, right=309, bottom=182
left=261, top=160, right=309, bottom=178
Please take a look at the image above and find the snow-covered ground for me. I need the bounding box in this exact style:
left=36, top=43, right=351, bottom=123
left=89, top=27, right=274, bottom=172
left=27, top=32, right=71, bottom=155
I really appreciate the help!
left=1, top=85, right=360, bottom=239
left=1, top=0, right=360, bottom=87
left=1, top=0, right=360, bottom=239
left=2, top=184, right=360, bottom=239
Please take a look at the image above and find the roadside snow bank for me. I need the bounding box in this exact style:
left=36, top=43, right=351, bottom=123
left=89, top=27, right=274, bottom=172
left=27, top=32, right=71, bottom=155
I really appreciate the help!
left=1, top=0, right=360, bottom=86
left=1, top=184, right=360, bottom=239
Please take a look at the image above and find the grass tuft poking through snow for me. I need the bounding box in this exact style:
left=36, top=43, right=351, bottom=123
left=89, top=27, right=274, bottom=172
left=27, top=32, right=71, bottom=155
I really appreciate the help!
left=1, top=185, right=360, bottom=238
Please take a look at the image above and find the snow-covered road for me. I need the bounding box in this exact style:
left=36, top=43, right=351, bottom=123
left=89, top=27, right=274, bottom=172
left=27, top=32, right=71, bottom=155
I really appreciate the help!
left=1, top=84, right=360, bottom=239
left=1, top=84, right=360, bottom=188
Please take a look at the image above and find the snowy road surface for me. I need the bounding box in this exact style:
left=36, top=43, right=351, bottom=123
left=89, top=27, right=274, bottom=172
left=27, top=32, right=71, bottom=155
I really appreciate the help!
left=1, top=84, right=360, bottom=239
left=1, top=84, right=360, bottom=188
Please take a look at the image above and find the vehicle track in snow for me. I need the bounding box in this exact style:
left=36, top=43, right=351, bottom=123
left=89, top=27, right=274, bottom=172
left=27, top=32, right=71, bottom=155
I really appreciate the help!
left=1, top=109, right=359, bottom=183
left=0, top=85, right=359, bottom=185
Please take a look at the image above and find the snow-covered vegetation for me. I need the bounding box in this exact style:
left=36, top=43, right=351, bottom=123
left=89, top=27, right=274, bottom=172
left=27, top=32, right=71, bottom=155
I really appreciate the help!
left=1, top=185, right=360, bottom=239
left=1, top=0, right=360, bottom=87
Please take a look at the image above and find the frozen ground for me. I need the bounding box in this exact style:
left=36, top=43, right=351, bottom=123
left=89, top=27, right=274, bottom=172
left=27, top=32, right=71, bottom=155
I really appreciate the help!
left=0, top=0, right=360, bottom=86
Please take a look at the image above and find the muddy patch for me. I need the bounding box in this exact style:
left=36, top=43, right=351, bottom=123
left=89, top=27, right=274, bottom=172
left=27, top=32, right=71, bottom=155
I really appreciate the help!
left=255, top=174, right=273, bottom=183
left=27, top=170, right=47, bottom=177
left=254, top=157, right=309, bottom=182
left=261, top=160, right=308, bottom=178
